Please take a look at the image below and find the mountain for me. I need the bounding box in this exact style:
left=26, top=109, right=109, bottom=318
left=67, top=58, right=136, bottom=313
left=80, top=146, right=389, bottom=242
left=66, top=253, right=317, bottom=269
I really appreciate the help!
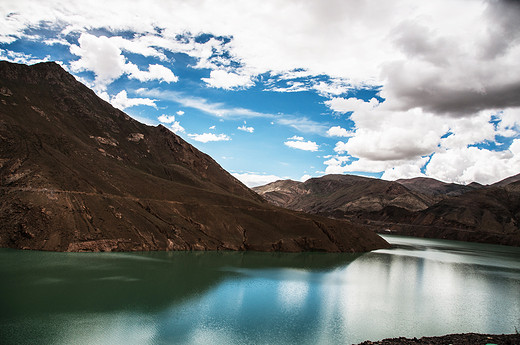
left=0, top=61, right=388, bottom=252
left=396, top=177, right=482, bottom=200
left=383, top=180, right=520, bottom=245
left=254, top=174, right=435, bottom=214
left=254, top=174, right=520, bottom=246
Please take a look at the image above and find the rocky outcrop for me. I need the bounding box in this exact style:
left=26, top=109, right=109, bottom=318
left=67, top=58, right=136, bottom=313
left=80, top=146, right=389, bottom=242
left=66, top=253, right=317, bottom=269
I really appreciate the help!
left=0, top=61, right=389, bottom=252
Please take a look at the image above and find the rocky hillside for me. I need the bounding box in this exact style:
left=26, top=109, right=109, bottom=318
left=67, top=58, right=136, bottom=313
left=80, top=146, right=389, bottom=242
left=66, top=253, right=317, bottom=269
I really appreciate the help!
left=0, top=61, right=388, bottom=252
left=254, top=174, right=520, bottom=246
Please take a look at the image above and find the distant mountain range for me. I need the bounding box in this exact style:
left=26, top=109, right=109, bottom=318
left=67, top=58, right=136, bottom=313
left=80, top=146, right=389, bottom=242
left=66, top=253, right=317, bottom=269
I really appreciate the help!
left=254, top=174, right=520, bottom=246
left=0, top=61, right=388, bottom=252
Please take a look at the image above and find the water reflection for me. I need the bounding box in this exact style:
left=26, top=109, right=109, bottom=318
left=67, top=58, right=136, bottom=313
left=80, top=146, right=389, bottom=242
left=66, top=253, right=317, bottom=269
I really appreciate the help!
left=0, top=235, right=519, bottom=345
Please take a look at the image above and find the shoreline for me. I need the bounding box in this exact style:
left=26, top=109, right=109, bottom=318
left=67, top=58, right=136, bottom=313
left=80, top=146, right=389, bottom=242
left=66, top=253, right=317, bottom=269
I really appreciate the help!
left=354, top=332, right=520, bottom=345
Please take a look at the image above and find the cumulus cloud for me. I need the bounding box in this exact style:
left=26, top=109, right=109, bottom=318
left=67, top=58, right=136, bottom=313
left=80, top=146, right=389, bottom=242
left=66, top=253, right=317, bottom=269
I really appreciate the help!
left=202, top=70, right=254, bottom=89
left=325, top=104, right=520, bottom=184
left=69, top=33, right=127, bottom=89
left=157, top=114, right=176, bottom=123
left=69, top=33, right=177, bottom=90
left=231, top=172, right=282, bottom=187
left=326, top=98, right=446, bottom=161
left=425, top=141, right=520, bottom=185
left=326, top=126, right=353, bottom=137
left=237, top=124, right=254, bottom=133
left=124, top=63, right=178, bottom=83
left=176, top=110, right=185, bottom=116
left=284, top=136, right=318, bottom=152
left=188, top=133, right=231, bottom=143
left=323, top=97, right=520, bottom=183
left=324, top=97, right=379, bottom=114
left=110, top=90, right=157, bottom=110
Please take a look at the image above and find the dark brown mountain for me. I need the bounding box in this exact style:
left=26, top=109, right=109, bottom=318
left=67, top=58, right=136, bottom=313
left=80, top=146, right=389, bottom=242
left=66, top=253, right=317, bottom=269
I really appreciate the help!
left=380, top=180, right=520, bottom=245
left=254, top=174, right=520, bottom=246
left=254, top=174, right=435, bottom=214
left=0, top=61, right=388, bottom=252
left=396, top=177, right=482, bottom=200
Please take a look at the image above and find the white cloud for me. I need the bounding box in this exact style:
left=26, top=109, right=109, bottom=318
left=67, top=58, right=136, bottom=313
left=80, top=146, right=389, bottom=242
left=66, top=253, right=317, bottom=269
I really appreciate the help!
left=288, top=135, right=304, bottom=141
left=0, top=49, right=50, bottom=65
left=110, top=90, right=156, bottom=110
left=381, top=164, right=427, bottom=181
left=267, top=81, right=309, bottom=93
left=157, top=114, right=184, bottom=133
left=170, top=121, right=185, bottom=133
left=109, top=35, right=168, bottom=61
left=176, top=110, right=185, bottom=116
left=124, top=63, right=178, bottom=83
left=324, top=97, right=379, bottom=114
left=312, top=79, right=353, bottom=97
left=425, top=142, right=520, bottom=185
left=231, top=172, right=282, bottom=188
left=157, top=114, right=176, bottom=123
left=69, top=33, right=127, bottom=90
left=209, top=125, right=216, bottom=130
left=300, top=174, right=313, bottom=182
left=69, top=33, right=177, bottom=91
left=284, top=136, right=318, bottom=152
left=327, top=126, right=353, bottom=137
left=237, top=125, right=254, bottom=133
left=188, top=133, right=231, bottom=143
left=202, top=69, right=254, bottom=90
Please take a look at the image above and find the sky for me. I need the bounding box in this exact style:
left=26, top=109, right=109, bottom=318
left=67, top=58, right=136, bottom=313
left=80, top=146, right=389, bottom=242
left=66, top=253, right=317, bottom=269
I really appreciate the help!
left=1, top=0, right=519, bottom=187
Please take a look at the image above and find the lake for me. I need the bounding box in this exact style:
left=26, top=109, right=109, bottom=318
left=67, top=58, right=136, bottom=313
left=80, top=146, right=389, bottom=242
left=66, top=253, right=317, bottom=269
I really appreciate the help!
left=1, top=235, right=519, bottom=345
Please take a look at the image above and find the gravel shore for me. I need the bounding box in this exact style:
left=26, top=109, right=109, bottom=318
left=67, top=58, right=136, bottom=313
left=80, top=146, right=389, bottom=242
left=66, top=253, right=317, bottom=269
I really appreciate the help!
left=354, top=333, right=520, bottom=345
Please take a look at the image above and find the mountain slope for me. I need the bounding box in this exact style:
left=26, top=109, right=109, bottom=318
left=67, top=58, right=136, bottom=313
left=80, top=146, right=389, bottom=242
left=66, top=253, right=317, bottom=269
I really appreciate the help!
left=0, top=61, right=388, bottom=252
left=254, top=174, right=520, bottom=246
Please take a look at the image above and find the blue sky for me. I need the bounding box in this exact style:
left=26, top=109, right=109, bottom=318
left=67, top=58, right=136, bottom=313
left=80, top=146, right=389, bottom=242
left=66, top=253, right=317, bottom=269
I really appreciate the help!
left=1, top=0, right=519, bottom=186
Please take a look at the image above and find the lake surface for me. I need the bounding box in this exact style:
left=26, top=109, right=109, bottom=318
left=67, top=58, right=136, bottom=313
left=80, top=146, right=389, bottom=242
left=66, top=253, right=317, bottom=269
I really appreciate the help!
left=1, top=235, right=519, bottom=345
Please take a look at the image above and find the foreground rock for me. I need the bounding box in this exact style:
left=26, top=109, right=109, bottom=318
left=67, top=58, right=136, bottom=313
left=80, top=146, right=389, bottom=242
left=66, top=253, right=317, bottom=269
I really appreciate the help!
left=254, top=174, right=520, bottom=246
left=0, top=61, right=388, bottom=252
left=354, top=332, right=520, bottom=345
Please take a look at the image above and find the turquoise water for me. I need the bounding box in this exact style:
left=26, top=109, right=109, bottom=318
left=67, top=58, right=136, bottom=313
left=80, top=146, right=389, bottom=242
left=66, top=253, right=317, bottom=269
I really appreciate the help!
left=1, top=235, right=519, bottom=344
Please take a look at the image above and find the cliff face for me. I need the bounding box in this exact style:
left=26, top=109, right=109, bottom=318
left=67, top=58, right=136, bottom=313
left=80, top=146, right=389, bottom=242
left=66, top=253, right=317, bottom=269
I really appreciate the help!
left=0, top=61, right=389, bottom=252
left=254, top=174, right=520, bottom=246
